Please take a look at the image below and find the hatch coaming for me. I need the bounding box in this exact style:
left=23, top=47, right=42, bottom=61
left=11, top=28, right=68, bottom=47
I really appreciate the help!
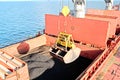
left=45, top=14, right=112, bottom=49
left=45, top=14, right=117, bottom=60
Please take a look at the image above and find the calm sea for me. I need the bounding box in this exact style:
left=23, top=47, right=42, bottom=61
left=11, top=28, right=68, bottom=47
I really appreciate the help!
left=0, top=1, right=119, bottom=48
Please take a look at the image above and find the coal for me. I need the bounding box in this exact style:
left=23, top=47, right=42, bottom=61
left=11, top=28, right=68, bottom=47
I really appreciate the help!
left=21, top=45, right=92, bottom=80
left=21, top=45, right=54, bottom=80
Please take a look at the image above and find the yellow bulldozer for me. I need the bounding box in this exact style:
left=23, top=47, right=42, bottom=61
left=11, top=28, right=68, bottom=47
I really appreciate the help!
left=50, top=32, right=81, bottom=64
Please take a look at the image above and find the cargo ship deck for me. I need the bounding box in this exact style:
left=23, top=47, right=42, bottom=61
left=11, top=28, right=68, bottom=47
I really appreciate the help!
left=0, top=0, right=120, bottom=79
left=87, top=40, right=120, bottom=80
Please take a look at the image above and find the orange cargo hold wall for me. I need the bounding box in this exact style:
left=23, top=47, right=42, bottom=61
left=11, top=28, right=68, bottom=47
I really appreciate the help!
left=87, top=9, right=120, bottom=34
left=45, top=14, right=111, bottom=48
left=86, top=14, right=117, bottom=38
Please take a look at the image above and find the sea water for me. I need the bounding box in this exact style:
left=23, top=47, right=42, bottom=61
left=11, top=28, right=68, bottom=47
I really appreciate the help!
left=0, top=1, right=119, bottom=48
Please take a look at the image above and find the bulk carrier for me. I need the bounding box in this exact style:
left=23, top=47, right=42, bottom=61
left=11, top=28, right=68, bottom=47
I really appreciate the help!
left=0, top=0, right=120, bottom=80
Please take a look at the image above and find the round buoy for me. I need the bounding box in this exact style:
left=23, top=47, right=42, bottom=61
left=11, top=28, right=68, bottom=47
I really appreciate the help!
left=17, top=41, right=30, bottom=54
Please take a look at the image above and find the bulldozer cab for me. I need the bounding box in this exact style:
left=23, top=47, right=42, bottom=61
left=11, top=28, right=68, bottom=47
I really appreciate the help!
left=50, top=32, right=81, bottom=64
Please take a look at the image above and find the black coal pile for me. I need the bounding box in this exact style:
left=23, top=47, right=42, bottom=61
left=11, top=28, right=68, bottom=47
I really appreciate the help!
left=21, top=45, right=92, bottom=80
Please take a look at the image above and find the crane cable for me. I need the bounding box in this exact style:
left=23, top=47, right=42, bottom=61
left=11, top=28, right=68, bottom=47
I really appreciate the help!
left=58, top=0, right=70, bottom=34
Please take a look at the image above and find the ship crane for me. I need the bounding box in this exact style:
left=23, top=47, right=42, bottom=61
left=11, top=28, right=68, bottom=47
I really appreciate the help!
left=72, top=0, right=118, bottom=17
left=104, top=0, right=113, bottom=10
left=50, top=0, right=119, bottom=66
left=72, top=0, right=86, bottom=18
left=49, top=0, right=86, bottom=64
left=69, top=0, right=117, bottom=17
